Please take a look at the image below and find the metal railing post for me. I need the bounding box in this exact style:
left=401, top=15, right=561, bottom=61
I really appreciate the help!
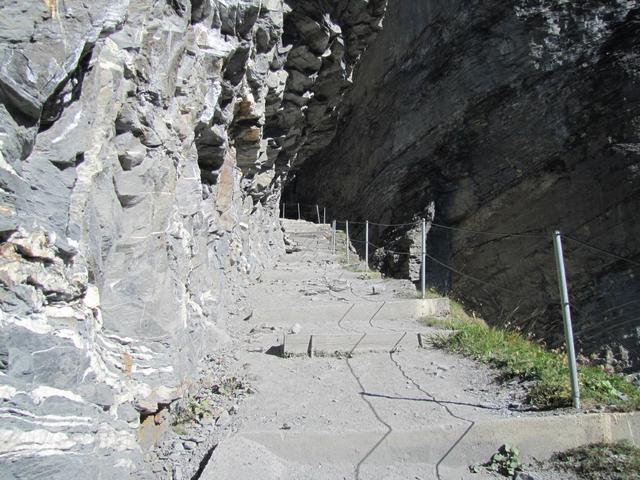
left=297, top=203, right=301, bottom=220
left=323, top=208, right=326, bottom=224
left=316, top=205, right=321, bottom=224
left=281, top=203, right=285, bottom=219
left=421, top=218, right=426, bottom=299
left=346, top=220, right=350, bottom=264
left=332, top=220, right=336, bottom=254
left=365, top=220, right=369, bottom=271
left=553, top=230, right=581, bottom=410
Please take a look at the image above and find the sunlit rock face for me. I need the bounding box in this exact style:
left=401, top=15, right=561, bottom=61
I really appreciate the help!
left=293, top=1, right=640, bottom=369
left=0, top=0, right=386, bottom=477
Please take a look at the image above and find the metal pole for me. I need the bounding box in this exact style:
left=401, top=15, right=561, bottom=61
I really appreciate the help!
left=332, top=220, right=336, bottom=254
left=421, top=218, right=426, bottom=299
left=553, top=230, right=581, bottom=410
left=281, top=203, right=284, bottom=219
left=346, top=220, right=350, bottom=264
left=323, top=208, right=326, bottom=224
left=316, top=205, right=321, bottom=224
left=365, top=221, right=369, bottom=271
left=297, top=203, right=301, bottom=220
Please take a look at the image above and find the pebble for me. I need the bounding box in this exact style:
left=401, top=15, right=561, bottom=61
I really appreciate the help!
left=216, top=410, right=231, bottom=427
left=172, top=441, right=185, bottom=453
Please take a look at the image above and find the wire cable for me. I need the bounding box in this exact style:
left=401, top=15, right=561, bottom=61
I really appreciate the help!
left=563, top=235, right=640, bottom=268
left=365, top=240, right=412, bottom=255
left=429, top=222, right=548, bottom=239
left=424, top=252, right=524, bottom=296
left=368, top=220, right=421, bottom=228
left=284, top=201, right=551, bottom=238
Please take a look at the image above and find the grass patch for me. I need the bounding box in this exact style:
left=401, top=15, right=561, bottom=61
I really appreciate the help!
left=421, top=316, right=455, bottom=328
left=552, top=441, right=640, bottom=479
left=420, top=298, right=484, bottom=329
left=408, top=287, right=447, bottom=301
left=430, top=306, right=640, bottom=410
left=170, top=377, right=251, bottom=434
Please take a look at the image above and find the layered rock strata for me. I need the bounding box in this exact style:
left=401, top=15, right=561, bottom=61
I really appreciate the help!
left=293, top=1, right=640, bottom=368
left=0, top=0, right=386, bottom=477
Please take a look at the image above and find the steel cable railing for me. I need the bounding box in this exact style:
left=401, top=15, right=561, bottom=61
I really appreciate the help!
left=280, top=201, right=640, bottom=409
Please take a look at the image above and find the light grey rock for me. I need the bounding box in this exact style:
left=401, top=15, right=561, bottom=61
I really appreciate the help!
left=114, top=132, right=147, bottom=170
left=515, top=473, right=542, bottom=480
left=0, top=0, right=391, bottom=477
left=215, top=410, right=231, bottom=427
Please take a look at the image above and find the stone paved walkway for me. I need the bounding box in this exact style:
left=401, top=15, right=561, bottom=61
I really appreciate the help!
left=200, top=220, right=618, bottom=480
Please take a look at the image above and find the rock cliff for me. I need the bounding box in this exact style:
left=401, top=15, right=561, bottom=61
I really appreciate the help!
left=293, top=1, right=640, bottom=368
left=3, top=0, right=639, bottom=476
left=0, top=0, right=385, bottom=477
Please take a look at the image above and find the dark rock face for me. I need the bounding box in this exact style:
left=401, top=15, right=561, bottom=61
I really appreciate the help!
left=293, top=1, right=640, bottom=367
left=0, top=0, right=386, bottom=477
left=268, top=0, right=387, bottom=171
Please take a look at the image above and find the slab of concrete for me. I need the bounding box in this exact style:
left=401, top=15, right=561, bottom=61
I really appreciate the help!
left=202, top=412, right=640, bottom=480
left=254, top=298, right=450, bottom=335
left=283, top=332, right=421, bottom=356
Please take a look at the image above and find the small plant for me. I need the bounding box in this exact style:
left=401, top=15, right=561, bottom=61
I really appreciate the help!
left=170, top=376, right=253, bottom=433
left=213, top=377, right=246, bottom=396
left=485, top=444, right=522, bottom=477
left=171, top=396, right=216, bottom=433
left=582, top=377, right=621, bottom=398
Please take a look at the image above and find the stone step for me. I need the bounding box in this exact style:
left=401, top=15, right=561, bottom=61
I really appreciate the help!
left=202, top=412, right=640, bottom=480
left=282, top=331, right=427, bottom=356
left=252, top=298, right=450, bottom=332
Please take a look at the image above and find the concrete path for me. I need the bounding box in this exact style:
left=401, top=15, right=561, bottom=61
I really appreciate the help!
left=201, top=220, right=639, bottom=480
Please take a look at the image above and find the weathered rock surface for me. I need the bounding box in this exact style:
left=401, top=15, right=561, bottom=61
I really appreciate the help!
left=292, top=1, right=640, bottom=367
left=0, top=0, right=386, bottom=477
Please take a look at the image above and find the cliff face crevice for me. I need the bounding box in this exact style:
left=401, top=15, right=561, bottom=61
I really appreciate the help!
left=293, top=1, right=640, bottom=369
left=0, top=0, right=386, bottom=477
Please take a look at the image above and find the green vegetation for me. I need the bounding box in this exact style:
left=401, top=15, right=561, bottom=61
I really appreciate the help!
left=485, top=444, right=522, bottom=477
left=552, top=441, right=640, bottom=480
left=421, top=316, right=450, bottom=327
left=171, top=395, right=216, bottom=434
left=429, top=302, right=640, bottom=410
left=398, top=287, right=445, bottom=301
left=171, top=377, right=250, bottom=434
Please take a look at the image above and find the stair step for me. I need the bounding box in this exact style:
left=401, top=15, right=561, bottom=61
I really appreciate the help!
left=283, top=331, right=427, bottom=356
